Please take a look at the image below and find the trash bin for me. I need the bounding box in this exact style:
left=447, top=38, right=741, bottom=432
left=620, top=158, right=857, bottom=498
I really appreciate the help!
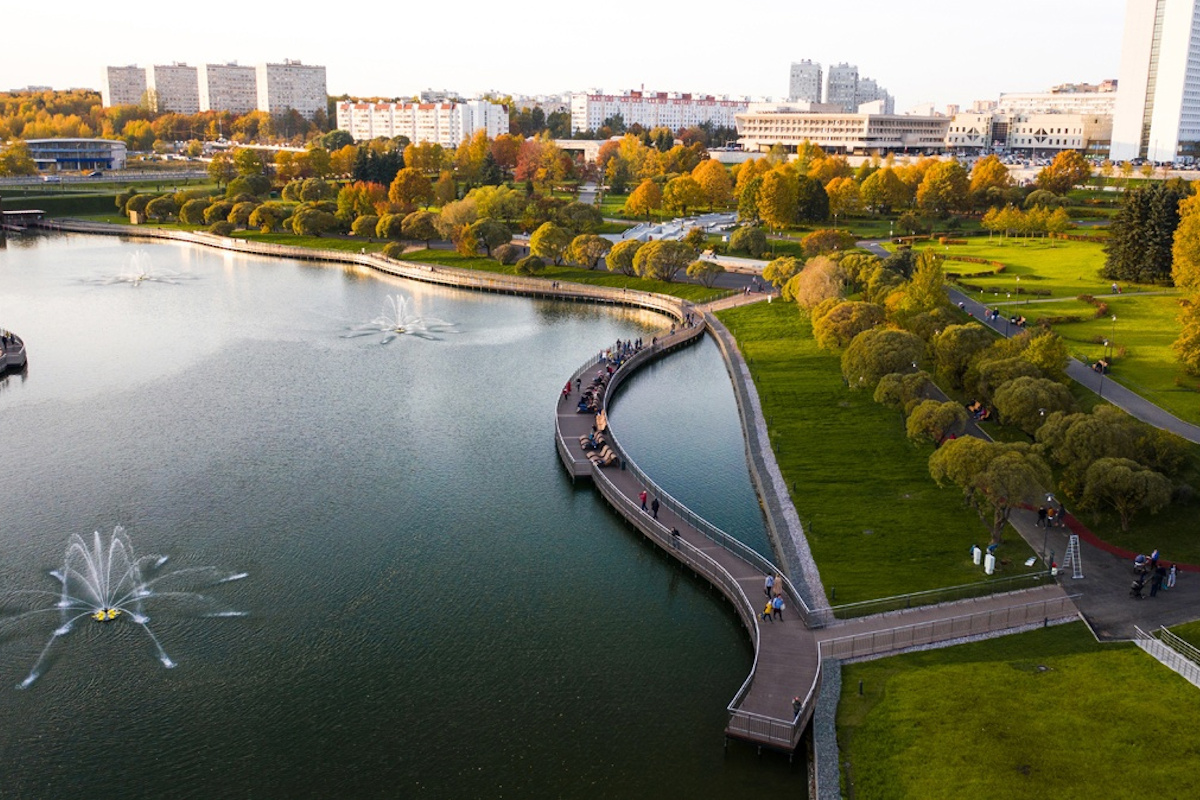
left=972, top=546, right=982, bottom=565
left=984, top=553, right=996, bottom=575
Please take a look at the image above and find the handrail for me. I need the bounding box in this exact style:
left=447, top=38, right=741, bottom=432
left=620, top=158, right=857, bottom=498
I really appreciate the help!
left=1155, top=627, right=1200, bottom=665
left=828, top=572, right=1053, bottom=619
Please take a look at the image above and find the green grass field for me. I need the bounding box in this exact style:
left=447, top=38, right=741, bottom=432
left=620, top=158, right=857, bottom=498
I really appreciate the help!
left=913, top=238, right=1135, bottom=299
left=400, top=248, right=730, bottom=303
left=838, top=623, right=1200, bottom=799
left=716, top=301, right=1038, bottom=602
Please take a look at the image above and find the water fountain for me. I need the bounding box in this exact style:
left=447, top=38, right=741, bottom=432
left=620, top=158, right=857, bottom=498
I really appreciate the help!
left=346, top=293, right=458, bottom=343
left=2, top=526, right=246, bottom=689
left=86, top=251, right=192, bottom=287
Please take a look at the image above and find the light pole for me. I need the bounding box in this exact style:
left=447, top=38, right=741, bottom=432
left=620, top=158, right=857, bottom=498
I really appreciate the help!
left=1109, top=315, right=1117, bottom=358
left=1099, top=341, right=1108, bottom=398
left=1043, top=492, right=1056, bottom=565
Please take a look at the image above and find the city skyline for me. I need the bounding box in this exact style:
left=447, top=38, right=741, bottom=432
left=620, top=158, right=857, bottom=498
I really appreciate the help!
left=9, top=0, right=1124, bottom=113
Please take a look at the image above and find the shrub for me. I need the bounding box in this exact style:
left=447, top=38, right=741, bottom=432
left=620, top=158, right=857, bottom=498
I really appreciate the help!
left=515, top=255, right=545, bottom=275
left=203, top=201, right=235, bottom=225
left=351, top=215, right=380, bottom=237
left=382, top=242, right=407, bottom=259
left=493, top=244, right=521, bottom=265
left=208, top=221, right=235, bottom=236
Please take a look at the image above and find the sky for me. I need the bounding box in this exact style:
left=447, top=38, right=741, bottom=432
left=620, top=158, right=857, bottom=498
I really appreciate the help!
left=5, top=0, right=1127, bottom=112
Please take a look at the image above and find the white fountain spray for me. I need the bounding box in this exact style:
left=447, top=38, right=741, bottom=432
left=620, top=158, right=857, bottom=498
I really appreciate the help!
left=346, top=293, right=458, bottom=343
left=2, top=526, right=246, bottom=689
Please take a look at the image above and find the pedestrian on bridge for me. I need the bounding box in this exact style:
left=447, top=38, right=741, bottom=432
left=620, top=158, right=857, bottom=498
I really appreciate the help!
left=772, top=595, right=784, bottom=621
left=651, top=497, right=660, bottom=520
left=639, top=490, right=647, bottom=510
left=764, top=574, right=775, bottom=597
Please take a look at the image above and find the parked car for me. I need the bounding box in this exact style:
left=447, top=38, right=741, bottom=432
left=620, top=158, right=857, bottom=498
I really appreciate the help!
left=86, top=170, right=103, bottom=177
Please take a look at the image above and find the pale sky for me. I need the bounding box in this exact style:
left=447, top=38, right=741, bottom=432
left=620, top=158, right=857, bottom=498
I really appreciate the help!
left=5, top=0, right=1126, bottom=112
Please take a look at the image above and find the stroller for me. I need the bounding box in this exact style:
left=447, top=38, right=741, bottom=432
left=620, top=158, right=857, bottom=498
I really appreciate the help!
left=1130, top=575, right=1146, bottom=600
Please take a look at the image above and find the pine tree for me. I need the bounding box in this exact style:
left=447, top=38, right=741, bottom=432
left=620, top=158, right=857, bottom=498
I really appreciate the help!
left=1103, top=181, right=1192, bottom=283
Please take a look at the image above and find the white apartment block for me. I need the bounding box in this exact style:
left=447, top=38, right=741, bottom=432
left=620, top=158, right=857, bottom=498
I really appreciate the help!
left=1112, top=0, right=1200, bottom=161
left=335, top=100, right=508, bottom=147
left=569, top=90, right=749, bottom=133
left=102, top=65, right=147, bottom=107
left=946, top=112, right=1112, bottom=154
left=735, top=106, right=949, bottom=154
left=788, top=61, right=822, bottom=103
left=147, top=64, right=200, bottom=114
left=256, top=60, right=328, bottom=120
left=200, top=63, right=258, bottom=114
left=997, top=91, right=1117, bottom=116
left=825, top=64, right=859, bottom=112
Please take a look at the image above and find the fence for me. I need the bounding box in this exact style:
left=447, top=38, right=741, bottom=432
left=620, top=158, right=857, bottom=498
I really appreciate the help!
left=828, top=572, right=1055, bottom=620
left=819, top=594, right=1079, bottom=660
left=1134, top=627, right=1200, bottom=688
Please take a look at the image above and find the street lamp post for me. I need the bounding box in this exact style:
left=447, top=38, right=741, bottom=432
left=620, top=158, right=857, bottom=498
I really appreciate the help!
left=1043, top=493, right=1056, bottom=565
left=1099, top=341, right=1108, bottom=398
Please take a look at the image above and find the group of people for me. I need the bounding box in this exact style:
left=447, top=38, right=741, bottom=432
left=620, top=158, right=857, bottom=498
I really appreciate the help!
left=574, top=371, right=608, bottom=414
left=760, top=574, right=786, bottom=622
left=1092, top=358, right=1110, bottom=374
left=1036, top=502, right=1067, bottom=528
left=981, top=308, right=1027, bottom=329
left=1132, top=550, right=1178, bottom=599
left=966, top=400, right=993, bottom=422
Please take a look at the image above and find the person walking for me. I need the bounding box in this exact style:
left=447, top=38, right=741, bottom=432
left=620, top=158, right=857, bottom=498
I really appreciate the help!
left=1167, top=564, right=1178, bottom=590
left=764, top=574, right=775, bottom=597
left=650, top=497, right=660, bottom=520
left=1150, top=566, right=1166, bottom=597
left=771, top=594, right=784, bottom=621
left=761, top=601, right=773, bottom=623
left=1036, top=506, right=1047, bottom=527
left=639, top=490, right=647, bottom=511
left=670, top=527, right=680, bottom=549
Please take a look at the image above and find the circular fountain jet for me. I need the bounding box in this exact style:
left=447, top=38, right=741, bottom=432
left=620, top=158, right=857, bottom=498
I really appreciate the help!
left=92, top=608, right=121, bottom=622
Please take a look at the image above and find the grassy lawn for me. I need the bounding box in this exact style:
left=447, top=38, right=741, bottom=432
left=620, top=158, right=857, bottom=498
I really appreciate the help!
left=400, top=248, right=731, bottom=303
left=912, top=238, right=1140, bottom=300
left=716, top=301, right=1039, bottom=602
left=1169, top=620, right=1200, bottom=649
left=838, top=623, right=1200, bottom=799
left=1009, top=293, right=1199, bottom=428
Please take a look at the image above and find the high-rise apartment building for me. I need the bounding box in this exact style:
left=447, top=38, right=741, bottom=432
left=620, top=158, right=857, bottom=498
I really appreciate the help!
left=788, top=61, right=822, bottom=103
left=825, top=63, right=859, bottom=112
left=256, top=60, right=328, bottom=120
left=569, top=90, right=749, bottom=133
left=335, top=100, right=508, bottom=147
left=101, top=65, right=147, bottom=107
left=1111, top=0, right=1200, bottom=161
left=147, top=64, right=200, bottom=114
left=199, top=63, right=258, bottom=114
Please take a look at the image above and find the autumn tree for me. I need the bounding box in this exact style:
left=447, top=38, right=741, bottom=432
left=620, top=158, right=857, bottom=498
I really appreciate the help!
left=249, top=202, right=289, bottom=233
left=860, top=168, right=908, bottom=215
left=466, top=218, right=512, bottom=256
left=1036, top=150, right=1092, bottom=195
left=1172, top=193, right=1200, bottom=292
left=762, top=256, right=802, bottom=289
left=433, top=171, right=457, bottom=206
left=916, top=159, right=969, bottom=216
left=825, top=176, right=862, bottom=219
left=206, top=151, right=236, bottom=188
left=929, top=438, right=1051, bottom=544
left=351, top=214, right=379, bottom=237
left=179, top=198, right=211, bottom=226
left=686, top=259, right=725, bottom=288
left=625, top=179, right=663, bottom=220
left=663, top=175, right=705, bottom=217
left=785, top=256, right=844, bottom=308
left=387, top=167, right=434, bottom=213
left=401, top=210, right=440, bottom=245
left=692, top=159, right=734, bottom=209
left=1174, top=298, right=1200, bottom=375
left=801, top=228, right=856, bottom=258
left=758, top=169, right=799, bottom=230
left=404, top=142, right=446, bottom=173
left=969, top=154, right=1012, bottom=197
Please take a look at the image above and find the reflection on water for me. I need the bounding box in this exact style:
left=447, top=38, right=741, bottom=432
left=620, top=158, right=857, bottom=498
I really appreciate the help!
left=0, top=233, right=803, bottom=798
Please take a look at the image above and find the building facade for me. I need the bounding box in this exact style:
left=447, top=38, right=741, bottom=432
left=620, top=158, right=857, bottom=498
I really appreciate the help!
left=199, top=63, right=258, bottom=114
left=735, top=106, right=949, bottom=154
left=25, top=139, right=127, bottom=172
left=256, top=60, right=328, bottom=120
left=997, top=91, right=1117, bottom=116
left=101, top=66, right=146, bottom=107
left=825, top=63, right=859, bottom=112
left=946, top=111, right=1112, bottom=154
left=788, top=61, right=822, bottom=103
left=569, top=90, right=750, bottom=133
left=1112, top=0, right=1200, bottom=161
left=147, top=64, right=200, bottom=114
left=335, top=100, right=508, bottom=147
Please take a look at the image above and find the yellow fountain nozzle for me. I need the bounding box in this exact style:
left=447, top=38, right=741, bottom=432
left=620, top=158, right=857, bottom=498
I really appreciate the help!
left=92, top=610, right=106, bottom=622
left=106, top=608, right=120, bottom=620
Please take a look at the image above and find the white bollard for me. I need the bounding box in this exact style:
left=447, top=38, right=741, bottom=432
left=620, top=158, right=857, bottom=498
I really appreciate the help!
left=972, top=546, right=982, bottom=565
left=984, top=553, right=996, bottom=575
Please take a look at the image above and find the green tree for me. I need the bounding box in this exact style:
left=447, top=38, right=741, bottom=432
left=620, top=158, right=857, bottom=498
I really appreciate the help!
left=825, top=176, right=861, bottom=219
left=351, top=214, right=380, bottom=237
left=466, top=218, right=512, bottom=256
left=729, top=226, right=767, bottom=257
left=873, top=370, right=934, bottom=414
left=624, top=179, right=663, bottom=220
left=226, top=174, right=271, bottom=199
left=801, top=228, right=855, bottom=258
left=435, top=198, right=479, bottom=240
left=565, top=234, right=612, bottom=270
left=1036, top=150, right=1092, bottom=195
left=737, top=175, right=762, bottom=223
left=795, top=175, right=830, bottom=223
left=376, top=213, right=405, bottom=240
left=388, top=168, right=434, bottom=212
left=1103, top=181, right=1192, bottom=283
left=468, top=185, right=525, bottom=225
left=233, top=148, right=265, bottom=176
left=841, top=327, right=926, bottom=390
left=860, top=168, right=908, bottom=214
left=632, top=240, right=694, bottom=282
left=933, top=323, right=994, bottom=390
left=991, top=376, right=1076, bottom=435
left=515, top=255, right=545, bottom=275
left=762, top=256, right=802, bottom=289
left=144, top=195, right=178, bottom=222
left=1079, top=458, right=1172, bottom=531
left=249, top=202, right=289, bottom=233
left=662, top=175, right=705, bottom=216
left=401, top=210, right=440, bottom=245
left=529, top=222, right=572, bottom=265
left=606, top=239, right=643, bottom=276
left=890, top=251, right=949, bottom=319
left=929, top=438, right=1051, bottom=544
left=290, top=208, right=336, bottom=236
left=557, top=202, right=603, bottom=235
left=686, top=259, right=725, bottom=288
left=178, top=198, right=211, bottom=226
left=813, top=301, right=885, bottom=351
left=1174, top=298, right=1200, bottom=375
left=906, top=400, right=969, bottom=446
